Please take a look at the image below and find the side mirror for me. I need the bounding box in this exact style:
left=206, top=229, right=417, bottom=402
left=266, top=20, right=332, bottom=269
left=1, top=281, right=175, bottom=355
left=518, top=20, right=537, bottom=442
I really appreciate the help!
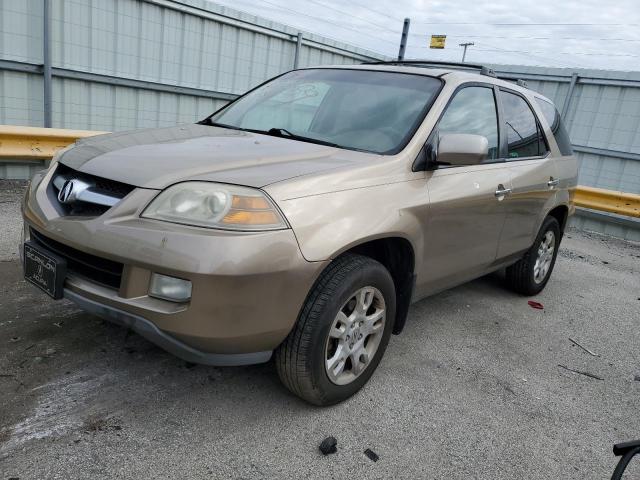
left=434, top=133, right=489, bottom=167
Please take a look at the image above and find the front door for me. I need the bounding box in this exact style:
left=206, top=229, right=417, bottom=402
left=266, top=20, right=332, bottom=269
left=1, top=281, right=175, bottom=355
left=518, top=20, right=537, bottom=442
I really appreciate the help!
left=417, top=85, right=510, bottom=296
left=420, top=164, right=512, bottom=296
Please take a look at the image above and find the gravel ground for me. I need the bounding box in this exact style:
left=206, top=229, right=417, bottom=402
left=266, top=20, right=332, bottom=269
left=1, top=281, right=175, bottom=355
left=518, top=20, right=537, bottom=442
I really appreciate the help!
left=0, top=181, right=26, bottom=262
left=1, top=184, right=639, bottom=479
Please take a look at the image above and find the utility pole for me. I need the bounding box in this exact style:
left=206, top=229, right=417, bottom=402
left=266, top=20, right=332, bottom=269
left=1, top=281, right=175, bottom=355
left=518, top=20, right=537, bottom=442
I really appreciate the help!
left=43, top=0, right=52, bottom=127
left=459, top=42, right=474, bottom=62
left=397, top=18, right=410, bottom=60
left=293, top=32, right=303, bottom=69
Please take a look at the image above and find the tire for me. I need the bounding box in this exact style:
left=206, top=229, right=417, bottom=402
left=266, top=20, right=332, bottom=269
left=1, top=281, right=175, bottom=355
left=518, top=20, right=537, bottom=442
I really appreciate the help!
left=505, top=216, right=561, bottom=296
left=275, top=253, right=396, bottom=406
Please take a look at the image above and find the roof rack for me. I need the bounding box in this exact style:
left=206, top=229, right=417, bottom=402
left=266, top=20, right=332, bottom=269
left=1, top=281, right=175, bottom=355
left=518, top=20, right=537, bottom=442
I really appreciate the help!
left=361, top=60, right=497, bottom=78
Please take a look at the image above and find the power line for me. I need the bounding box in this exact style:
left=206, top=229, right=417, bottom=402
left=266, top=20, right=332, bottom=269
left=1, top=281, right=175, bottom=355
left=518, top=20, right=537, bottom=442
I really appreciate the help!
left=408, top=33, right=639, bottom=60
left=410, top=32, right=639, bottom=60
left=248, top=0, right=398, bottom=47
left=410, top=22, right=640, bottom=26
left=218, top=0, right=639, bottom=68
left=408, top=33, right=640, bottom=43
left=412, top=41, right=580, bottom=68
left=473, top=47, right=640, bottom=58
left=470, top=41, right=587, bottom=68
left=303, top=0, right=399, bottom=33
left=344, top=0, right=406, bottom=23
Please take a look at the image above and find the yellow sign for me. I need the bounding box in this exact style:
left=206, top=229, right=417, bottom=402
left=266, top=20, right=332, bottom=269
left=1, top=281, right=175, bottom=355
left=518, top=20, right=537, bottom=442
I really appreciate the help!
left=430, top=35, right=446, bottom=49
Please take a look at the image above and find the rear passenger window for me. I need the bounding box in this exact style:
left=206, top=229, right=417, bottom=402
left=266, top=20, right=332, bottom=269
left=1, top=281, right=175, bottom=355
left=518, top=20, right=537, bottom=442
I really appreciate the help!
left=535, top=98, right=574, bottom=156
left=437, top=86, right=499, bottom=161
left=501, top=91, right=547, bottom=160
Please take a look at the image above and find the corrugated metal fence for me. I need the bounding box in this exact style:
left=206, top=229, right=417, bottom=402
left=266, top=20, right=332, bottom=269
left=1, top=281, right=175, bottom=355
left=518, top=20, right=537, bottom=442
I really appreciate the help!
left=0, top=0, right=384, bottom=131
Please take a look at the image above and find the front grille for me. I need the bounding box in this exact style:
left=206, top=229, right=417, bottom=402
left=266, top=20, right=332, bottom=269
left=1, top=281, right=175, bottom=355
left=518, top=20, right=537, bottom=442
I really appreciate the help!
left=30, top=228, right=123, bottom=289
left=51, top=163, right=135, bottom=217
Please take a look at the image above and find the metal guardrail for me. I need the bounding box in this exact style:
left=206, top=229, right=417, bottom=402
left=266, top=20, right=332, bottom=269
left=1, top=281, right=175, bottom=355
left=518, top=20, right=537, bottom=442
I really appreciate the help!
left=0, top=125, right=638, bottom=219
left=0, top=125, right=106, bottom=159
left=574, top=186, right=640, bottom=219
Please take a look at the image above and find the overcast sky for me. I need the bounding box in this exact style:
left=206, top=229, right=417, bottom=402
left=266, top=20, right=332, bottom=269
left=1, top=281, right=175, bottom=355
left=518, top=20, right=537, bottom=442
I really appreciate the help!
left=213, top=0, right=640, bottom=71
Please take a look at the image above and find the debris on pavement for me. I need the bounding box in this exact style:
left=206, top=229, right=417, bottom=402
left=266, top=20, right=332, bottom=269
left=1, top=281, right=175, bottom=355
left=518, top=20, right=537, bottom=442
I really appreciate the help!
left=319, top=436, right=338, bottom=455
left=558, top=364, right=604, bottom=381
left=568, top=337, right=599, bottom=357
left=364, top=448, right=379, bottom=462
left=53, top=322, right=63, bottom=328
left=527, top=301, right=544, bottom=310
left=82, top=414, right=122, bottom=434
left=83, top=415, right=109, bottom=433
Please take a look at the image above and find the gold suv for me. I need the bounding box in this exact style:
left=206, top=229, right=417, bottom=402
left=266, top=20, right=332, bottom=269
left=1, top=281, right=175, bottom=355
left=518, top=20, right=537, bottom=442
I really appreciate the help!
left=22, top=62, right=577, bottom=405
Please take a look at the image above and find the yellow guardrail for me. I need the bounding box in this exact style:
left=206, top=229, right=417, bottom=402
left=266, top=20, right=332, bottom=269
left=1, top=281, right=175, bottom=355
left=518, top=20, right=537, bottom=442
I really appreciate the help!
left=0, top=125, right=106, bottom=159
left=0, top=125, right=639, bottom=219
left=574, top=186, right=640, bottom=218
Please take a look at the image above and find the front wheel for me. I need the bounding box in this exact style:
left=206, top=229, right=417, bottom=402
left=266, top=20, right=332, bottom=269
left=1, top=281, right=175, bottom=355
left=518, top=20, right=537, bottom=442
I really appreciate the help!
left=505, top=216, right=561, bottom=296
left=275, top=254, right=396, bottom=406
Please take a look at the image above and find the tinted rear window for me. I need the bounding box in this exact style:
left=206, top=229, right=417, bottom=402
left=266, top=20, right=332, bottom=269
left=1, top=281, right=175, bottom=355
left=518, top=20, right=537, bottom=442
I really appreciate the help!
left=535, top=98, right=574, bottom=156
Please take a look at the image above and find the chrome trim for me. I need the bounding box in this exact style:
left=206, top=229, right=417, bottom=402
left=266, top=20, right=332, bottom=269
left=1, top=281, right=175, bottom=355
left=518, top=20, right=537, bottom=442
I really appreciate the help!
left=547, top=178, right=560, bottom=187
left=52, top=174, right=68, bottom=190
left=495, top=187, right=512, bottom=197
left=75, top=189, right=120, bottom=207
left=52, top=173, right=121, bottom=207
left=58, top=178, right=92, bottom=204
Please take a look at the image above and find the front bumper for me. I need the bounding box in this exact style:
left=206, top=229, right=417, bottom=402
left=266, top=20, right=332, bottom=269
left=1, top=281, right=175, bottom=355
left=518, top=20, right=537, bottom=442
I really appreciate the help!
left=64, top=289, right=271, bottom=366
left=23, top=168, right=327, bottom=364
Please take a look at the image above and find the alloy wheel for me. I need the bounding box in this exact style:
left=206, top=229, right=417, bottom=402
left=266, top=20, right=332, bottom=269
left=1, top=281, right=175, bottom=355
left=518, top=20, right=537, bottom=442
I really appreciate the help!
left=533, top=230, right=555, bottom=284
left=324, top=286, right=386, bottom=385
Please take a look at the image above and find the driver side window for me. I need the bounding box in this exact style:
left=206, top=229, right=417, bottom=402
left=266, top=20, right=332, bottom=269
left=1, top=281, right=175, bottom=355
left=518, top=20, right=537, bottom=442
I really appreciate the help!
left=438, top=86, right=500, bottom=161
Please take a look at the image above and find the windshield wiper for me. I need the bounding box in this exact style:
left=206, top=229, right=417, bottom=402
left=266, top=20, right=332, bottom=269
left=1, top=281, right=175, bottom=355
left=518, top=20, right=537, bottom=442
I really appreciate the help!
left=200, top=120, right=339, bottom=148
left=259, top=127, right=340, bottom=148
left=199, top=119, right=245, bottom=131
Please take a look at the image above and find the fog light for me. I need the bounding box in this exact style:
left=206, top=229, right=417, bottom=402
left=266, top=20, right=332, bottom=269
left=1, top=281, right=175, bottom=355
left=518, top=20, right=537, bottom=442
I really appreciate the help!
left=149, top=273, right=192, bottom=302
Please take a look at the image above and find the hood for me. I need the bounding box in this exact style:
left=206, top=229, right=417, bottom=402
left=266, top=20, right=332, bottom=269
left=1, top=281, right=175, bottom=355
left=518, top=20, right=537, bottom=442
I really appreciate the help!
left=59, top=124, right=363, bottom=189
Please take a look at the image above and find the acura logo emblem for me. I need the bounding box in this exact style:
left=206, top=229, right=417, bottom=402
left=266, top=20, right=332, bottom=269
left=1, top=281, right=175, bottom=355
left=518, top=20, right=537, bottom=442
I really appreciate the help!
left=57, top=179, right=90, bottom=204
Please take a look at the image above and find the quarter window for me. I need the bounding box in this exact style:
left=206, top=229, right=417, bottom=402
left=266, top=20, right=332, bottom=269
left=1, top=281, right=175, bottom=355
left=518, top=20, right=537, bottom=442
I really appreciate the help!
left=501, top=91, right=548, bottom=160
left=437, top=86, right=499, bottom=161
left=535, top=98, right=574, bottom=156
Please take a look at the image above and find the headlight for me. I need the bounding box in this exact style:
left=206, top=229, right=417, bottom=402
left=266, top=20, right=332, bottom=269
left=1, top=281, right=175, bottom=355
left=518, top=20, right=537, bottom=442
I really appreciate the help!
left=141, top=182, right=288, bottom=231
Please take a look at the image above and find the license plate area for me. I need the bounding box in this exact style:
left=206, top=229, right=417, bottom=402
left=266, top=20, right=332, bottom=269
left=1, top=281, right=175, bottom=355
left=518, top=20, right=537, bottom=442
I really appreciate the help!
left=23, top=241, right=67, bottom=299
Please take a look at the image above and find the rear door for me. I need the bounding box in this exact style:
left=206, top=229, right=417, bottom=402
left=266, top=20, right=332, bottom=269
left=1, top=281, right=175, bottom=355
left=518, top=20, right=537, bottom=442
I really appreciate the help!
left=496, top=88, right=559, bottom=259
left=419, top=84, right=511, bottom=295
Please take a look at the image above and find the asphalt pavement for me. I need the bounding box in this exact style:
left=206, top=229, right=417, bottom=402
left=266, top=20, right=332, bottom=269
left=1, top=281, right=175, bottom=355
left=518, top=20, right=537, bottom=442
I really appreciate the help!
left=1, top=181, right=639, bottom=479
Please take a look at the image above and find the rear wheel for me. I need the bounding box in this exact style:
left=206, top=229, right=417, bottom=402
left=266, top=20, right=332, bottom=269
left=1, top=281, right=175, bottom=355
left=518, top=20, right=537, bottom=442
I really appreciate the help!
left=275, top=254, right=395, bottom=406
left=505, top=216, right=561, bottom=295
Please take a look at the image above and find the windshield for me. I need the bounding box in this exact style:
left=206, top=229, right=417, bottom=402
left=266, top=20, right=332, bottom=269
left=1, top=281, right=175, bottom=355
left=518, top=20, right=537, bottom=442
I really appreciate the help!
left=207, top=69, right=442, bottom=154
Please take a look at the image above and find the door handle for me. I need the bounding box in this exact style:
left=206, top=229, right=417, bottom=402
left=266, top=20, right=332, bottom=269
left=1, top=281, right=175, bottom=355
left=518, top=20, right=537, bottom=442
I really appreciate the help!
left=495, top=186, right=512, bottom=197
left=547, top=178, right=560, bottom=187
